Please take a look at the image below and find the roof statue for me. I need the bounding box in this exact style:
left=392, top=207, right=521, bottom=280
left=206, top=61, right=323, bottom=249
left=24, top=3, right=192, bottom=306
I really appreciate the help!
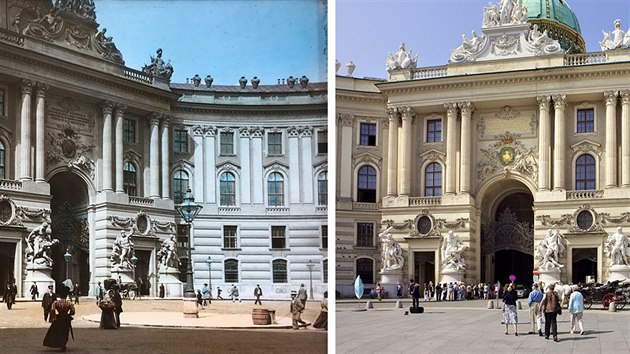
left=450, top=0, right=562, bottom=63
left=600, top=19, right=630, bottom=51
left=54, top=0, right=97, bottom=21
left=385, top=42, right=419, bottom=71
left=142, top=48, right=174, bottom=81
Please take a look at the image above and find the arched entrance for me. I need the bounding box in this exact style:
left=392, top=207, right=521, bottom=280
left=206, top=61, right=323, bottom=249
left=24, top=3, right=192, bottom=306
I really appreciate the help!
left=480, top=180, right=534, bottom=286
left=49, top=171, right=90, bottom=294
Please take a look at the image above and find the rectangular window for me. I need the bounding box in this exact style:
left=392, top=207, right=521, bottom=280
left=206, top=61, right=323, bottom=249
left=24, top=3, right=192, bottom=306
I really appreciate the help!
left=323, top=259, right=328, bottom=284
left=317, top=130, right=327, bottom=154
left=272, top=260, right=288, bottom=283
left=321, top=225, right=328, bottom=249
left=577, top=108, right=595, bottom=133
left=426, top=119, right=442, bottom=143
left=268, top=132, right=282, bottom=155
left=359, top=123, right=377, bottom=146
left=356, top=223, right=374, bottom=247
left=123, top=119, right=136, bottom=144
left=223, top=225, right=237, bottom=249
left=0, top=88, right=5, bottom=116
left=176, top=224, right=189, bottom=250
left=220, top=132, right=234, bottom=155
left=271, top=226, right=286, bottom=249
left=173, top=129, right=188, bottom=153
left=224, top=259, right=239, bottom=283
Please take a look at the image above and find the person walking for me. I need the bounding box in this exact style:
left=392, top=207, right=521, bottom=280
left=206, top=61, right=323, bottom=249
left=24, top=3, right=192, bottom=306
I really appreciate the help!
left=42, top=285, right=56, bottom=322
left=73, top=283, right=80, bottom=304
left=216, top=287, right=223, bottom=300
left=254, top=284, right=263, bottom=305
left=527, top=283, right=544, bottom=336
left=298, top=283, right=308, bottom=308
left=201, top=284, right=210, bottom=306
left=541, top=283, right=560, bottom=342
left=111, top=284, right=123, bottom=328
left=30, top=282, right=39, bottom=301
left=502, top=284, right=519, bottom=336
left=409, top=279, right=420, bottom=308
left=375, top=282, right=383, bottom=301
left=159, top=283, right=165, bottom=298
left=95, top=282, right=103, bottom=305
left=43, top=286, right=75, bottom=352
left=568, top=288, right=585, bottom=335
left=396, top=282, right=403, bottom=298
left=4, top=281, right=16, bottom=309
left=230, top=285, right=240, bottom=302
left=290, top=291, right=306, bottom=330
left=313, top=291, right=328, bottom=330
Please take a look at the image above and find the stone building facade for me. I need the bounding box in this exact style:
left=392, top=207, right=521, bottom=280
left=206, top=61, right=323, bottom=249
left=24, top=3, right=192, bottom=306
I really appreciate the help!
left=0, top=0, right=327, bottom=299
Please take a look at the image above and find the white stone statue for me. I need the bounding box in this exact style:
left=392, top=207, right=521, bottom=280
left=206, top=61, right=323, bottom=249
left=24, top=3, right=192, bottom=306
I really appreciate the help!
left=157, top=235, right=181, bottom=270
left=535, top=227, right=566, bottom=270
left=111, top=230, right=134, bottom=270
left=378, top=226, right=404, bottom=271
left=498, top=0, right=514, bottom=25
left=605, top=227, right=630, bottom=266
left=441, top=230, right=468, bottom=271
left=482, top=2, right=500, bottom=28
left=345, top=61, right=356, bottom=76
left=600, top=19, right=630, bottom=51
left=482, top=0, right=527, bottom=28
left=25, top=221, right=59, bottom=266
left=385, top=42, right=418, bottom=71
left=510, top=0, right=527, bottom=24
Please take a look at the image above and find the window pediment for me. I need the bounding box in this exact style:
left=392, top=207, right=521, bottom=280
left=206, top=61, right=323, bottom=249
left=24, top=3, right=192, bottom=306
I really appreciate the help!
left=352, top=152, right=381, bottom=170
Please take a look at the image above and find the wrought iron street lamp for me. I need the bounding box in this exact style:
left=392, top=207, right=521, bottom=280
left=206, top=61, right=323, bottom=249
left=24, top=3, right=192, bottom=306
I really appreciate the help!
left=205, top=256, right=212, bottom=296
left=306, top=260, right=314, bottom=301
left=131, top=253, right=138, bottom=298
left=63, top=249, right=72, bottom=280
left=175, top=188, right=203, bottom=317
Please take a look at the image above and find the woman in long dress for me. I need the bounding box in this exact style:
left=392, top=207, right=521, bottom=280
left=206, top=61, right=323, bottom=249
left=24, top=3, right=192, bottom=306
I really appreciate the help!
left=502, top=284, right=519, bottom=336
left=99, top=289, right=117, bottom=329
left=313, top=291, right=327, bottom=330
left=43, top=286, right=75, bottom=351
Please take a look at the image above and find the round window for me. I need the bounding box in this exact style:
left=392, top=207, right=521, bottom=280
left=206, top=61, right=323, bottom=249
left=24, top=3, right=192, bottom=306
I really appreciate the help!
left=0, top=200, right=11, bottom=223
left=576, top=210, right=593, bottom=230
left=136, top=214, right=149, bottom=234
left=417, top=216, right=432, bottom=235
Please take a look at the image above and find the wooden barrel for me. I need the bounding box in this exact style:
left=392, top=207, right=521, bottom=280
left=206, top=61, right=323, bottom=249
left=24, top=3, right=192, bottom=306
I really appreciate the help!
left=252, top=308, right=271, bottom=325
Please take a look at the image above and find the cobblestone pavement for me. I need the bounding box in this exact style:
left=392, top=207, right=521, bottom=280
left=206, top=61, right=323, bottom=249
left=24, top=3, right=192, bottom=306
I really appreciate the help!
left=337, top=299, right=630, bottom=353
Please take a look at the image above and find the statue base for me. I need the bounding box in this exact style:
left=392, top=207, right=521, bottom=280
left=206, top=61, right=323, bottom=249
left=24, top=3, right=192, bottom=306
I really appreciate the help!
left=23, top=264, right=55, bottom=297
left=159, top=267, right=183, bottom=298
left=182, top=296, right=199, bottom=318
left=379, top=269, right=403, bottom=299
left=111, top=268, right=135, bottom=284
left=608, top=264, right=630, bottom=282
left=440, top=268, right=465, bottom=284
left=538, top=268, right=561, bottom=284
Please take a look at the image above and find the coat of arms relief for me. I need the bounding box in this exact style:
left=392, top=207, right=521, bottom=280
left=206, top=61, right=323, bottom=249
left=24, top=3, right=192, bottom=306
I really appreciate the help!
left=477, top=131, right=538, bottom=182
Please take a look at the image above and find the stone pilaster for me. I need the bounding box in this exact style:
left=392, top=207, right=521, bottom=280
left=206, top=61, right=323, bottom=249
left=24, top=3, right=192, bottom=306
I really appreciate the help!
left=338, top=114, right=353, bottom=201
left=552, top=95, right=566, bottom=191
left=204, top=127, right=216, bottom=204
left=192, top=125, right=204, bottom=203
left=537, top=96, right=551, bottom=191
left=239, top=127, right=251, bottom=204
left=19, top=80, right=33, bottom=181
left=399, top=107, right=414, bottom=196
left=114, top=104, right=127, bottom=193
left=300, top=127, right=314, bottom=204
left=149, top=113, right=161, bottom=198
left=386, top=107, right=399, bottom=197
left=459, top=102, right=474, bottom=194
left=288, top=127, right=300, bottom=204
left=161, top=115, right=170, bottom=199
left=444, top=102, right=458, bottom=195
left=621, top=91, right=630, bottom=187
left=251, top=128, right=264, bottom=204
left=34, top=82, right=48, bottom=183
left=101, top=101, right=114, bottom=191
left=604, top=91, right=619, bottom=188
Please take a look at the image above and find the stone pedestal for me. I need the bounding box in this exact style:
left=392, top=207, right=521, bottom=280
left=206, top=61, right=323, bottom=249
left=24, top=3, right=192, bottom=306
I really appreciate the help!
left=440, top=268, right=464, bottom=284
left=379, top=269, right=402, bottom=299
left=608, top=264, right=630, bottom=282
left=182, top=296, right=199, bottom=318
left=158, top=267, right=183, bottom=298
left=538, top=268, right=561, bottom=284
left=112, top=268, right=134, bottom=284
left=23, top=263, right=55, bottom=297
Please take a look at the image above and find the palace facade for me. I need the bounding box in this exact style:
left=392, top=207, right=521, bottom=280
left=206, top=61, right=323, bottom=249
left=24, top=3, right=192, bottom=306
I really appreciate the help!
left=337, top=0, right=630, bottom=296
left=0, top=0, right=327, bottom=299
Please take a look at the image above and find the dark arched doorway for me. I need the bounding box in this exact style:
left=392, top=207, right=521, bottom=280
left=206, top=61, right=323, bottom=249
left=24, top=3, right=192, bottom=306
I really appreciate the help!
left=49, top=171, right=90, bottom=294
left=572, top=248, right=597, bottom=284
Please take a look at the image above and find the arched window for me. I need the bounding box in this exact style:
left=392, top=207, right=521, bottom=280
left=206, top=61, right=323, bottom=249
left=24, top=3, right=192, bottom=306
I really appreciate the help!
left=173, top=170, right=189, bottom=204
left=317, top=171, right=327, bottom=205
left=425, top=162, right=443, bottom=196
left=0, top=141, right=5, bottom=179
left=272, top=259, right=288, bottom=283
left=576, top=154, right=596, bottom=190
left=268, top=172, right=284, bottom=207
left=224, top=259, right=239, bottom=283
left=123, top=162, right=137, bottom=196
left=356, top=258, right=374, bottom=284
left=220, top=172, right=236, bottom=206
left=357, top=166, right=376, bottom=203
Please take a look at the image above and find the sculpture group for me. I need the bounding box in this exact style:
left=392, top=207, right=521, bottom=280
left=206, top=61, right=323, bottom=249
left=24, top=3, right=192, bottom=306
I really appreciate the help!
left=535, top=227, right=566, bottom=271
left=441, top=230, right=467, bottom=271
left=25, top=221, right=59, bottom=267
left=378, top=226, right=404, bottom=271
left=481, top=0, right=528, bottom=28
left=385, top=43, right=418, bottom=71
left=157, top=235, right=180, bottom=270
left=111, top=230, right=134, bottom=270
left=605, top=227, right=630, bottom=266
left=600, top=19, right=630, bottom=51
left=142, top=48, right=174, bottom=81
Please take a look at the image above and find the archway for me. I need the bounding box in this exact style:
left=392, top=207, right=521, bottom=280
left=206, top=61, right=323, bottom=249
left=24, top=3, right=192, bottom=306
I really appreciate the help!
left=49, top=171, right=90, bottom=294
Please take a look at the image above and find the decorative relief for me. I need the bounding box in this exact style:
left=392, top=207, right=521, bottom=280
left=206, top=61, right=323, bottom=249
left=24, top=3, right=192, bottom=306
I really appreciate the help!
left=419, top=149, right=446, bottom=166
left=477, top=131, right=538, bottom=181
left=337, top=113, right=354, bottom=127
left=482, top=208, right=533, bottom=256
left=537, top=205, right=612, bottom=233
left=0, top=195, right=22, bottom=227
left=106, top=215, right=134, bottom=229
left=299, top=126, right=313, bottom=137
left=239, top=127, right=250, bottom=138
left=250, top=128, right=263, bottom=138
left=571, top=140, right=602, bottom=158
left=352, top=152, right=382, bottom=170
left=153, top=220, right=176, bottom=233
left=495, top=106, right=520, bottom=121
left=385, top=42, right=418, bottom=71
left=16, top=206, right=50, bottom=224
left=287, top=127, right=300, bottom=137
left=45, top=118, right=96, bottom=178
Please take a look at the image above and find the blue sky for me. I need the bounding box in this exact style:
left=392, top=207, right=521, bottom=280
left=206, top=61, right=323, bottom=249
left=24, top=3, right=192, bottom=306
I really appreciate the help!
left=337, top=0, right=630, bottom=79
left=95, top=0, right=327, bottom=85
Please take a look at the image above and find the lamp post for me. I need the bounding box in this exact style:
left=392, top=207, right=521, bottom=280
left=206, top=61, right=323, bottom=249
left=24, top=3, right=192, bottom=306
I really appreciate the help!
left=130, top=253, right=138, bottom=298
left=205, top=256, right=212, bottom=295
left=63, top=248, right=72, bottom=280
left=306, top=260, right=314, bottom=301
left=175, top=188, right=203, bottom=317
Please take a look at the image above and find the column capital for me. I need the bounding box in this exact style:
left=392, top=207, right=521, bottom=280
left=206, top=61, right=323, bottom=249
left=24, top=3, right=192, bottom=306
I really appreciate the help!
left=35, top=82, right=49, bottom=98
left=337, top=113, right=354, bottom=127
left=300, top=126, right=313, bottom=137
left=251, top=127, right=263, bottom=138
left=536, top=95, right=551, bottom=109
left=288, top=126, right=300, bottom=137
left=21, top=79, right=33, bottom=95
left=192, top=125, right=205, bottom=137
left=386, top=107, right=398, bottom=120
left=161, top=114, right=170, bottom=127
left=149, top=113, right=161, bottom=126
left=239, top=126, right=251, bottom=138
left=620, top=90, right=630, bottom=104
left=444, top=102, right=458, bottom=113
left=100, top=100, right=114, bottom=115
left=399, top=106, right=414, bottom=120
left=552, top=95, right=567, bottom=109
left=458, top=101, right=475, bottom=115
left=604, top=91, right=619, bottom=105
left=114, top=104, right=127, bottom=117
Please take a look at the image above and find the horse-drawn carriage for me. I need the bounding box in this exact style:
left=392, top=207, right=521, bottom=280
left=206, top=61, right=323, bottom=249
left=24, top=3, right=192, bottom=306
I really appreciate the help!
left=581, top=280, right=628, bottom=310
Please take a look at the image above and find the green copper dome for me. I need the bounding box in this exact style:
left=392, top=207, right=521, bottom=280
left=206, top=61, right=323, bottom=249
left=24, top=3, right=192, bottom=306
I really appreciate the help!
left=522, top=0, right=585, bottom=53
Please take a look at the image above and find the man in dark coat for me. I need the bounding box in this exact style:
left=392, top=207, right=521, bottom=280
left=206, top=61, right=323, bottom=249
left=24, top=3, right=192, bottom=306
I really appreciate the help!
left=111, top=284, right=123, bottom=328
left=4, top=281, right=17, bottom=309
left=254, top=284, right=263, bottom=305
left=30, top=282, right=39, bottom=301
left=297, top=283, right=308, bottom=309
left=409, top=279, right=421, bottom=308
left=42, top=285, right=56, bottom=321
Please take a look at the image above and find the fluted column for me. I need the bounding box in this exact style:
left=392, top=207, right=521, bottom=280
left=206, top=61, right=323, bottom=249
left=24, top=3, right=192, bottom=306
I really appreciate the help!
left=338, top=114, right=353, bottom=200
left=161, top=115, right=170, bottom=199
left=149, top=114, right=161, bottom=198
left=114, top=104, right=126, bottom=193
left=386, top=107, right=399, bottom=197
left=604, top=91, right=619, bottom=188
left=34, top=83, right=48, bottom=183
left=19, top=80, right=33, bottom=181
left=204, top=128, right=217, bottom=204
left=537, top=96, right=551, bottom=191
left=251, top=128, right=264, bottom=204
left=399, top=107, right=414, bottom=196
left=444, top=103, right=458, bottom=195
left=288, top=127, right=300, bottom=204
left=300, top=127, right=314, bottom=204
left=459, top=102, right=474, bottom=194
left=552, top=95, right=566, bottom=191
left=101, top=101, right=114, bottom=191
left=621, top=91, right=630, bottom=187
left=192, top=126, right=205, bottom=203
left=239, top=128, right=251, bottom=204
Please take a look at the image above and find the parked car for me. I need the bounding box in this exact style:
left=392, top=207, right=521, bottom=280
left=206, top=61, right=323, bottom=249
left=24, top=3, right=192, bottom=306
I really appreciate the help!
left=515, top=285, right=529, bottom=298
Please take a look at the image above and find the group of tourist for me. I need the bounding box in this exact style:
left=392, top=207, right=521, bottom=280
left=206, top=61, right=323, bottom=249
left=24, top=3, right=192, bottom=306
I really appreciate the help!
left=408, top=280, right=503, bottom=302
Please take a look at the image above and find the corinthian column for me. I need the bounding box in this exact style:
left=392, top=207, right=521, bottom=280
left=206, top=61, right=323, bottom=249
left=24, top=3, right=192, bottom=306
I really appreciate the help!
left=386, top=107, right=398, bottom=197
left=444, top=103, right=458, bottom=195
left=19, top=80, right=33, bottom=181
left=34, top=83, right=49, bottom=183
left=101, top=101, right=114, bottom=191
left=114, top=104, right=127, bottom=193
left=621, top=91, right=630, bottom=187
left=552, top=95, right=566, bottom=191
left=459, top=102, right=474, bottom=194
left=149, top=114, right=161, bottom=198
left=161, top=115, right=170, bottom=199
left=604, top=91, right=619, bottom=188
left=399, top=107, right=414, bottom=196
left=537, top=96, right=551, bottom=191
